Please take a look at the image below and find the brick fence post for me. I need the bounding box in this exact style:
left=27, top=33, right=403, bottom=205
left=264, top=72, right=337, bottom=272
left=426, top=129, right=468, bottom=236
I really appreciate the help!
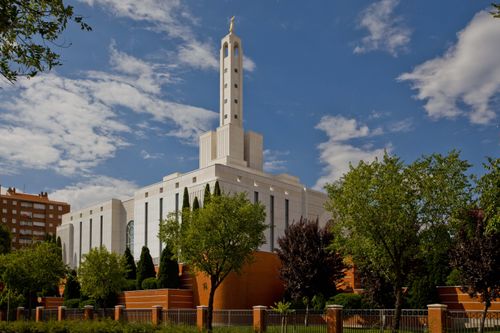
left=152, top=305, right=162, bottom=327
left=35, top=306, right=44, bottom=322
left=253, top=306, right=268, bottom=333
left=197, top=306, right=208, bottom=331
left=115, top=305, right=125, bottom=321
left=16, top=307, right=24, bottom=321
left=57, top=306, right=66, bottom=321
left=428, top=304, right=447, bottom=333
left=326, top=305, right=343, bottom=333
left=83, top=305, right=94, bottom=320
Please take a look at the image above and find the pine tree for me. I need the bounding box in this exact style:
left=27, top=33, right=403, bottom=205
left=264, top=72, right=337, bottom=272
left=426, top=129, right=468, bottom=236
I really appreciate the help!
left=56, top=236, right=62, bottom=248
left=124, top=247, right=137, bottom=280
left=136, top=246, right=156, bottom=289
left=157, top=246, right=180, bottom=288
left=193, top=197, right=200, bottom=211
left=204, top=183, right=211, bottom=206
left=182, top=187, right=190, bottom=210
left=213, top=180, right=221, bottom=197
left=63, top=270, right=81, bottom=300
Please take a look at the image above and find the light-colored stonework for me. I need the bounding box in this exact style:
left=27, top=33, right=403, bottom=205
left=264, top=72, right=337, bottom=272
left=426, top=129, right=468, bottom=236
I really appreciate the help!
left=57, top=22, right=329, bottom=268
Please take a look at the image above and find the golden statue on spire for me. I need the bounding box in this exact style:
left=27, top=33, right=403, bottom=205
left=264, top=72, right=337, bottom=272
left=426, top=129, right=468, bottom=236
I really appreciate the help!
left=229, top=16, right=235, bottom=33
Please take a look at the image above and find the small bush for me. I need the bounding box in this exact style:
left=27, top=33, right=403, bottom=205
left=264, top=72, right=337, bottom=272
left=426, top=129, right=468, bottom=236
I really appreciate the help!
left=63, top=298, right=80, bottom=308
left=328, top=293, right=367, bottom=309
left=142, top=277, right=158, bottom=290
left=123, top=279, right=137, bottom=291
left=79, top=299, right=96, bottom=308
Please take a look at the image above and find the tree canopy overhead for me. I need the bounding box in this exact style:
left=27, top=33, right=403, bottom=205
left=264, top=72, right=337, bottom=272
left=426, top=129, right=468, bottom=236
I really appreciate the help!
left=326, top=152, right=470, bottom=332
left=159, top=191, right=267, bottom=332
left=0, top=0, right=91, bottom=82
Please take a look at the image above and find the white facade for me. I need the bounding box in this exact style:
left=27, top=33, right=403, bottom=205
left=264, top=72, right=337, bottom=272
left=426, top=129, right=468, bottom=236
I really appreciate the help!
left=57, top=24, right=329, bottom=268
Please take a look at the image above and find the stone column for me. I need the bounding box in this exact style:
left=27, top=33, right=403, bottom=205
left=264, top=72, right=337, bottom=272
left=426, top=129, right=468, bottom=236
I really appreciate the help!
left=16, top=307, right=24, bottom=321
left=326, top=305, right=343, bottom=333
left=197, top=306, right=208, bottom=331
left=114, top=305, right=125, bottom=321
left=253, top=306, right=268, bottom=333
left=83, top=305, right=94, bottom=320
left=35, top=306, right=44, bottom=322
left=57, top=306, right=66, bottom=321
left=152, top=305, right=162, bottom=327
left=428, top=304, right=448, bottom=333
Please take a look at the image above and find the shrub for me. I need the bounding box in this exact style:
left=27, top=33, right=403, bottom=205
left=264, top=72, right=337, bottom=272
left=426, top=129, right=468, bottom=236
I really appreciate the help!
left=328, top=293, right=367, bottom=309
left=157, top=247, right=180, bottom=289
left=141, top=277, right=158, bottom=290
left=123, top=279, right=137, bottom=291
left=79, top=299, right=96, bottom=308
left=63, top=298, right=80, bottom=308
left=136, top=246, right=156, bottom=289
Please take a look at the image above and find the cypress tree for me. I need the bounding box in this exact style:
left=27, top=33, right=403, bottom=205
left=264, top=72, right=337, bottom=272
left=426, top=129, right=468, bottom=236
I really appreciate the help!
left=193, top=197, right=200, bottom=211
left=182, top=187, right=190, bottom=210
left=124, top=247, right=137, bottom=280
left=56, top=236, right=62, bottom=248
left=136, top=246, right=156, bottom=289
left=214, top=180, right=222, bottom=197
left=157, top=246, right=180, bottom=288
left=63, top=270, right=81, bottom=300
left=203, top=183, right=211, bottom=206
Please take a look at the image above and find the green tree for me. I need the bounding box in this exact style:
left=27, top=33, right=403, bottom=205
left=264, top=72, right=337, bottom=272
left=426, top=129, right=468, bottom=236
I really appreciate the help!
left=157, top=246, right=180, bottom=289
left=276, top=218, right=345, bottom=316
left=213, top=180, right=221, bottom=197
left=0, top=224, right=11, bottom=254
left=0, top=0, right=91, bottom=82
left=492, top=3, right=500, bottom=18
left=0, top=242, right=65, bottom=310
left=123, top=247, right=136, bottom=280
left=78, top=246, right=126, bottom=308
left=136, top=246, right=156, bottom=289
left=326, top=152, right=470, bottom=332
left=192, top=196, right=200, bottom=211
left=63, top=269, right=80, bottom=301
left=450, top=209, right=500, bottom=333
left=182, top=187, right=190, bottom=210
left=203, top=183, right=211, bottom=206
left=159, top=192, right=267, bottom=332
left=476, top=158, right=500, bottom=233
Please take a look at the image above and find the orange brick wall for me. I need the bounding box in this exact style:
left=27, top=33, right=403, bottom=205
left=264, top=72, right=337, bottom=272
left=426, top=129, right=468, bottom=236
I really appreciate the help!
left=38, top=297, right=64, bottom=309
left=117, top=289, right=194, bottom=309
left=437, top=286, right=500, bottom=311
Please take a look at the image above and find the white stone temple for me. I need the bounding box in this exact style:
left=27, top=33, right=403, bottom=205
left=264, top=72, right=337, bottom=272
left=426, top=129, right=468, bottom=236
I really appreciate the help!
left=57, top=21, right=329, bottom=268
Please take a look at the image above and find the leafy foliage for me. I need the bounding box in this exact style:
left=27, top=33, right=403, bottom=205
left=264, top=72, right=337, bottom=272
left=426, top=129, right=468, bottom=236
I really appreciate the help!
left=0, top=223, right=11, bottom=254
left=157, top=246, right=180, bottom=289
left=124, top=247, right=137, bottom=280
left=136, top=246, right=156, bottom=289
left=475, top=158, right=500, bottom=233
left=328, top=293, right=367, bottom=309
left=78, top=246, right=126, bottom=308
left=492, top=3, right=500, bottom=18
left=192, top=196, right=200, bottom=211
left=326, top=152, right=470, bottom=331
left=63, top=269, right=80, bottom=301
left=276, top=218, right=345, bottom=305
left=0, top=0, right=91, bottom=82
left=159, top=192, right=267, bottom=332
left=0, top=242, right=65, bottom=305
left=450, top=209, right=500, bottom=333
left=213, top=180, right=221, bottom=197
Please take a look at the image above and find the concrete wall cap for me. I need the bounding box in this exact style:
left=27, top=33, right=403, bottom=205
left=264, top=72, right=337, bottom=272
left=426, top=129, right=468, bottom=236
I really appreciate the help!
left=152, top=305, right=162, bottom=309
left=115, top=305, right=125, bottom=308
left=253, top=305, right=267, bottom=309
left=58, top=306, right=66, bottom=310
left=197, top=305, right=208, bottom=309
left=427, top=304, right=448, bottom=309
left=83, top=305, right=94, bottom=309
left=36, top=306, right=44, bottom=309
left=326, top=305, right=344, bottom=309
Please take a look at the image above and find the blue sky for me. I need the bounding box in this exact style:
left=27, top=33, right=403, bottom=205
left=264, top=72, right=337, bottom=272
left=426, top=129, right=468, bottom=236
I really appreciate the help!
left=0, top=0, right=498, bottom=209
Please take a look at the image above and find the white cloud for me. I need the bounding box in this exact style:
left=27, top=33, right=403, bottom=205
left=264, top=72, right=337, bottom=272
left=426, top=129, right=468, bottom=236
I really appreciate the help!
left=388, top=118, right=413, bottom=133
left=50, top=176, right=139, bottom=210
left=0, top=46, right=217, bottom=175
left=398, top=11, right=500, bottom=125
left=354, top=0, right=411, bottom=57
left=314, top=115, right=390, bottom=190
left=243, top=57, right=257, bottom=72
left=263, top=149, right=289, bottom=172
left=141, top=150, right=164, bottom=160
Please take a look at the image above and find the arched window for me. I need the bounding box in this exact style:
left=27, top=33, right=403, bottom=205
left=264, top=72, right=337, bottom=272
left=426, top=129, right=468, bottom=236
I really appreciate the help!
left=126, top=220, right=134, bottom=254
left=224, top=43, right=229, bottom=58
left=234, top=44, right=239, bottom=57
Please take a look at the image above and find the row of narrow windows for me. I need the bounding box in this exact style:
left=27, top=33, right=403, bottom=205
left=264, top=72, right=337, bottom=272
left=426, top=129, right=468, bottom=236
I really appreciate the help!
left=224, top=98, right=238, bottom=104
left=224, top=83, right=238, bottom=88
left=223, top=44, right=239, bottom=57
left=224, top=68, right=239, bottom=73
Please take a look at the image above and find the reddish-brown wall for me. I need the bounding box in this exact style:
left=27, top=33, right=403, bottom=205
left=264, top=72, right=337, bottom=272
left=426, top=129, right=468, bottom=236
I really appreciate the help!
left=117, top=289, right=193, bottom=309
left=38, top=297, right=64, bottom=309
left=190, top=251, right=284, bottom=309
left=437, top=286, right=500, bottom=311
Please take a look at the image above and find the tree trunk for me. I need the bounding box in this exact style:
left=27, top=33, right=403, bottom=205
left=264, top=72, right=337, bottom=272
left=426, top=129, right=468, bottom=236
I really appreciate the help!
left=304, top=303, right=309, bottom=327
left=392, top=285, right=403, bottom=333
left=207, top=276, right=218, bottom=333
left=479, top=303, right=490, bottom=333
